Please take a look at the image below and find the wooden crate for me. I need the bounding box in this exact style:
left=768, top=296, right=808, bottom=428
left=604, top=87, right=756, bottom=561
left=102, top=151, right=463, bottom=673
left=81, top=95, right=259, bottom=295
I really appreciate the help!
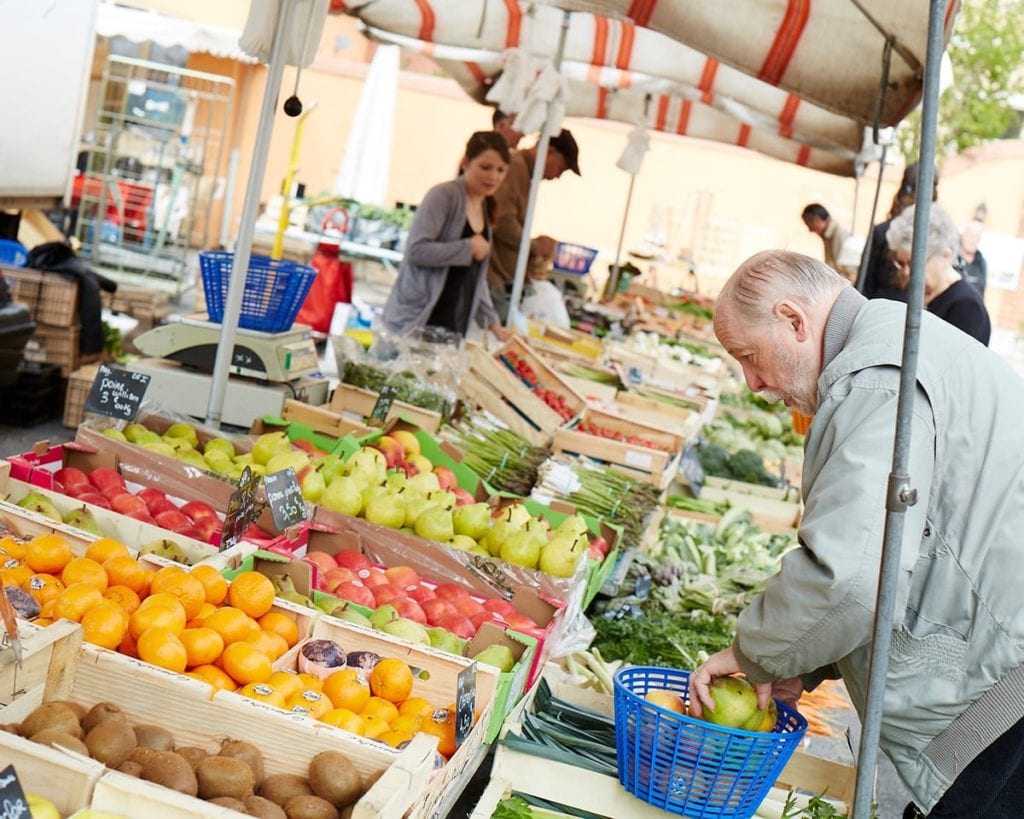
left=281, top=397, right=372, bottom=439
left=458, top=369, right=550, bottom=447
left=697, top=482, right=802, bottom=533
left=613, top=390, right=702, bottom=441
left=63, top=363, right=101, bottom=428
left=0, top=730, right=104, bottom=816
left=526, top=320, right=603, bottom=361
left=3, top=263, right=79, bottom=325
left=0, top=619, right=83, bottom=723
left=331, top=382, right=443, bottom=432
left=22, top=323, right=102, bottom=377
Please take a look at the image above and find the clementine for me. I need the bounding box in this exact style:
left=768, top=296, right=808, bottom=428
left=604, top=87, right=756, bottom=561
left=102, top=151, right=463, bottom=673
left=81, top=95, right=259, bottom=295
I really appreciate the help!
left=267, top=670, right=304, bottom=700
left=103, top=585, right=141, bottom=614
left=220, top=641, right=272, bottom=685
left=360, top=696, right=399, bottom=723
left=369, top=658, right=414, bottom=704
left=149, top=570, right=205, bottom=619
left=102, top=556, right=148, bottom=594
left=323, top=670, right=371, bottom=713
left=22, top=573, right=64, bottom=606
left=257, top=611, right=299, bottom=648
left=53, top=583, right=104, bottom=622
left=238, top=682, right=286, bottom=708
left=189, top=564, right=227, bottom=605
left=81, top=603, right=129, bottom=649
left=189, top=663, right=236, bottom=693
left=226, top=571, right=275, bottom=618
left=136, top=627, right=188, bottom=672
left=24, top=534, right=73, bottom=574
left=84, top=538, right=131, bottom=565
left=320, top=708, right=366, bottom=735
left=180, top=627, right=225, bottom=667
left=129, top=600, right=186, bottom=641
left=286, top=689, right=331, bottom=719
left=61, top=557, right=108, bottom=591
left=204, top=606, right=254, bottom=645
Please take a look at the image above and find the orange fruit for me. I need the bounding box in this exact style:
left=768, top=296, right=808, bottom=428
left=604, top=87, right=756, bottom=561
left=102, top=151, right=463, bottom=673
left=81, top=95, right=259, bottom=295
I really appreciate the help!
left=420, top=708, right=457, bottom=757
left=323, top=670, right=371, bottom=713
left=286, top=689, right=331, bottom=719
left=195, top=602, right=218, bottom=621
left=238, top=682, right=286, bottom=708
left=139, top=592, right=185, bottom=611
left=295, top=673, right=324, bottom=693
left=190, top=565, right=228, bottom=606
left=38, top=600, right=56, bottom=620
left=138, top=567, right=156, bottom=597
left=399, top=696, right=435, bottom=721
left=220, top=641, right=272, bottom=685
left=33, top=618, right=53, bottom=627
left=227, top=572, right=275, bottom=619
left=379, top=729, right=415, bottom=749
left=22, top=573, right=64, bottom=605
left=246, top=629, right=288, bottom=661
left=180, top=627, right=225, bottom=667
left=24, top=534, right=73, bottom=574
left=81, top=603, right=129, bottom=649
left=53, top=583, right=104, bottom=622
left=136, top=627, right=187, bottom=673
left=204, top=607, right=254, bottom=645
left=103, top=585, right=141, bottom=614
left=149, top=570, right=205, bottom=619
left=118, top=631, right=138, bottom=658
left=361, top=697, right=399, bottom=723
left=258, top=611, right=299, bottom=648
left=102, top=556, right=148, bottom=594
left=369, top=658, right=414, bottom=704
left=391, top=714, right=424, bottom=734
left=61, top=557, right=108, bottom=591
left=189, top=664, right=236, bottom=693
left=267, top=670, right=304, bottom=700
left=129, top=600, right=186, bottom=641
left=84, top=538, right=131, bottom=565
left=362, top=714, right=390, bottom=740
left=320, top=708, right=366, bottom=735
left=0, top=537, right=27, bottom=561
left=1, top=561, right=32, bottom=587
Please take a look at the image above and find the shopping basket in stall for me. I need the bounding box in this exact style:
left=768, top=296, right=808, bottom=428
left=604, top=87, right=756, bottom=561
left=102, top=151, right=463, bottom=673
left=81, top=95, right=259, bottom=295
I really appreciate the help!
left=199, top=250, right=316, bottom=333
left=553, top=242, right=598, bottom=275
left=614, top=666, right=807, bottom=818
left=0, top=239, right=29, bottom=268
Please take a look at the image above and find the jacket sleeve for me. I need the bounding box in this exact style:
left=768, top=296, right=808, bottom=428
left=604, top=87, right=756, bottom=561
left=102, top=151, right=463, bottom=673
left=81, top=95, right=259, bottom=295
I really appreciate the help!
left=491, top=169, right=525, bottom=255
left=403, top=185, right=473, bottom=269
left=733, top=380, right=936, bottom=684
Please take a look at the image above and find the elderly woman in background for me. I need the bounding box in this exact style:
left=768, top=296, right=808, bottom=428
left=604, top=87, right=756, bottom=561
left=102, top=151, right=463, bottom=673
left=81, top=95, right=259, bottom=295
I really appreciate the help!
left=886, top=204, right=991, bottom=345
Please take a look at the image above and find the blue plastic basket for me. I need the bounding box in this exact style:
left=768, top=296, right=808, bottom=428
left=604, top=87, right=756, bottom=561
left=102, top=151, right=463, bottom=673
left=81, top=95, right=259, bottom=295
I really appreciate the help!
left=614, top=666, right=807, bottom=818
left=553, top=242, right=598, bottom=275
left=0, top=239, right=29, bottom=268
left=199, top=250, right=317, bottom=333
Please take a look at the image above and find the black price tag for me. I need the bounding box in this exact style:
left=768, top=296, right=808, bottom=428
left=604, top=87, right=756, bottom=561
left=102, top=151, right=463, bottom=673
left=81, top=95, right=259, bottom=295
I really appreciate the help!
left=679, top=442, right=705, bottom=496
left=0, top=765, right=30, bottom=819
left=83, top=364, right=151, bottom=421
left=455, top=662, right=477, bottom=749
left=264, top=468, right=307, bottom=530
left=221, top=466, right=262, bottom=551
left=368, top=384, right=399, bottom=425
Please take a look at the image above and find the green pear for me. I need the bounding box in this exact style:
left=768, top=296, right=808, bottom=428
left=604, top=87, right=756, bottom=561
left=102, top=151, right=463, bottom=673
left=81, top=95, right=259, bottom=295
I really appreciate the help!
left=453, top=502, right=491, bottom=540
left=318, top=454, right=346, bottom=486
left=102, top=427, right=127, bottom=442
left=297, top=467, right=326, bottom=503
left=405, top=471, right=440, bottom=494
left=469, top=545, right=491, bottom=557
left=265, top=449, right=309, bottom=476
left=142, top=441, right=177, bottom=457
left=62, top=505, right=102, bottom=535
left=539, top=535, right=587, bottom=578
left=402, top=492, right=434, bottom=529
left=161, top=435, right=194, bottom=453
left=381, top=617, right=430, bottom=646
left=427, top=627, right=467, bottom=655
left=484, top=517, right=524, bottom=557
left=123, top=422, right=150, bottom=443
left=369, top=604, right=399, bottom=630
left=554, top=514, right=588, bottom=540
left=252, top=432, right=291, bottom=466
left=385, top=472, right=408, bottom=491
left=414, top=507, right=454, bottom=543
left=139, top=539, right=189, bottom=564
left=204, top=437, right=237, bottom=459
left=16, top=492, right=62, bottom=523
left=472, top=644, right=516, bottom=673
left=500, top=529, right=544, bottom=569
left=364, top=492, right=406, bottom=529
left=233, top=452, right=254, bottom=466
left=500, top=503, right=533, bottom=529
left=203, top=449, right=234, bottom=473
left=320, top=475, right=364, bottom=517
left=164, top=422, right=199, bottom=448
left=332, top=605, right=374, bottom=629
left=426, top=490, right=456, bottom=511
left=344, top=448, right=387, bottom=484
left=448, top=534, right=478, bottom=551
left=177, top=450, right=207, bottom=469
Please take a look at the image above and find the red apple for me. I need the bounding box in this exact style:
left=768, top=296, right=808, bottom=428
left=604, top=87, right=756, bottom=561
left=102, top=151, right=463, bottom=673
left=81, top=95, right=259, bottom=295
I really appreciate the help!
left=335, top=581, right=375, bottom=608
left=125, top=508, right=157, bottom=526
left=406, top=585, right=437, bottom=605
left=384, top=566, right=420, bottom=589
left=147, top=497, right=180, bottom=518
left=503, top=612, right=538, bottom=630
left=102, top=485, right=132, bottom=502
left=482, top=598, right=518, bottom=618
left=194, top=516, right=223, bottom=545
left=432, top=466, right=457, bottom=491
left=453, top=597, right=485, bottom=620
left=393, top=597, right=427, bottom=625
left=304, top=551, right=338, bottom=575
left=437, top=613, right=476, bottom=639
left=470, top=610, right=502, bottom=630
left=111, top=493, right=148, bottom=517
left=154, top=509, right=195, bottom=534
left=401, top=461, right=419, bottom=477
left=54, top=467, right=89, bottom=491
left=434, top=582, right=471, bottom=603
left=323, top=567, right=357, bottom=593
left=136, top=487, right=167, bottom=507
left=76, top=492, right=111, bottom=510
left=68, top=483, right=103, bottom=500
left=375, top=436, right=404, bottom=469
left=180, top=500, right=219, bottom=523
left=452, top=488, right=475, bottom=507
left=358, top=568, right=389, bottom=589
left=371, top=583, right=405, bottom=606
left=335, top=551, right=372, bottom=572
left=243, top=523, right=273, bottom=542
left=421, top=598, right=457, bottom=626
left=589, top=536, right=610, bottom=558
left=88, top=468, right=125, bottom=494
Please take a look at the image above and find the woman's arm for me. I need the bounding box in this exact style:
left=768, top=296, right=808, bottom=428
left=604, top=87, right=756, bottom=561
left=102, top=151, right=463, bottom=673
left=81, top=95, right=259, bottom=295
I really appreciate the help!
left=403, top=185, right=473, bottom=269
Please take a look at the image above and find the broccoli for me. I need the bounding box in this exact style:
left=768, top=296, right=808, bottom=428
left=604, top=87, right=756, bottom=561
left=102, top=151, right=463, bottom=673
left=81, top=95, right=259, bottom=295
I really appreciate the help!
left=698, top=443, right=732, bottom=478
left=727, top=449, right=779, bottom=487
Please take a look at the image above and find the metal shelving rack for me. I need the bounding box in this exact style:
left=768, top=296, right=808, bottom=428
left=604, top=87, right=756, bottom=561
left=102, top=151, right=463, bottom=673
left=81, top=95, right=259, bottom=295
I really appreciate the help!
left=75, top=55, right=234, bottom=293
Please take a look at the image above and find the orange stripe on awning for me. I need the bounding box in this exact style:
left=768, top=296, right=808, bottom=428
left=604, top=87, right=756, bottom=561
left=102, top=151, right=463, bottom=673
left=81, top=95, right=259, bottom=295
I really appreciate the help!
left=597, top=87, right=609, bottom=119
left=465, top=62, right=487, bottom=84
left=677, top=100, right=692, bottom=135
left=796, top=144, right=812, bottom=166
left=616, top=21, right=635, bottom=70
left=758, top=0, right=810, bottom=85
left=412, top=0, right=436, bottom=41
left=628, top=0, right=658, bottom=27
left=698, top=57, right=718, bottom=105
left=618, top=70, right=633, bottom=90
left=589, top=15, right=609, bottom=84
left=737, top=124, right=752, bottom=147
left=778, top=94, right=801, bottom=139
left=655, top=95, right=670, bottom=131
left=502, top=0, right=522, bottom=48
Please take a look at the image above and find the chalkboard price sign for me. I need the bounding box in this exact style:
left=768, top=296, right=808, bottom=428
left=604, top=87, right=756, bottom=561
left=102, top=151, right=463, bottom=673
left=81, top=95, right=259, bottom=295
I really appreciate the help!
left=83, top=364, right=151, bottom=421
left=368, top=384, right=399, bottom=425
left=264, top=468, right=307, bottom=530
left=221, top=466, right=262, bottom=551
left=454, top=662, right=477, bottom=749
left=0, top=765, right=30, bottom=819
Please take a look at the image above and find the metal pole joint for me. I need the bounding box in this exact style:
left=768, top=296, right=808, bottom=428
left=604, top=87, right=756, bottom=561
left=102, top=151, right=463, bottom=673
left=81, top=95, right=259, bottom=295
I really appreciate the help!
left=886, top=473, right=917, bottom=512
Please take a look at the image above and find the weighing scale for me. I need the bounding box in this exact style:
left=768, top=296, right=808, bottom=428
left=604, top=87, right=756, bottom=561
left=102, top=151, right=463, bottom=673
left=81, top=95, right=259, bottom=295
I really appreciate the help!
left=128, top=316, right=329, bottom=428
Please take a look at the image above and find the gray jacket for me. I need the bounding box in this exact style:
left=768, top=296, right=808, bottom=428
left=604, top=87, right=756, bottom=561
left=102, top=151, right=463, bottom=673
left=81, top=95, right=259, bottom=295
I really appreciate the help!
left=734, top=293, right=1024, bottom=811
left=381, top=177, right=498, bottom=335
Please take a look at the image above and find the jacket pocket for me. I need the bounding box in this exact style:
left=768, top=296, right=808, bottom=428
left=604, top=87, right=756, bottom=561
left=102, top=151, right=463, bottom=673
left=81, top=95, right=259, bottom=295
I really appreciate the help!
left=890, top=626, right=967, bottom=684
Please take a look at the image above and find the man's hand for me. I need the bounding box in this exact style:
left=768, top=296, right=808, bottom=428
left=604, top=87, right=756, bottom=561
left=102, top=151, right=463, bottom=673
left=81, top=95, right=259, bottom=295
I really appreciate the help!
left=690, top=646, right=774, bottom=715
left=770, top=677, right=804, bottom=708
left=490, top=323, right=511, bottom=342
left=470, top=235, right=490, bottom=261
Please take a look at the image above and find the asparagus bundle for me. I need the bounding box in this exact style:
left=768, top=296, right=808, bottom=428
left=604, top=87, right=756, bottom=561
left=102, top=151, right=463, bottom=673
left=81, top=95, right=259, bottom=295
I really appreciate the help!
left=445, top=415, right=548, bottom=496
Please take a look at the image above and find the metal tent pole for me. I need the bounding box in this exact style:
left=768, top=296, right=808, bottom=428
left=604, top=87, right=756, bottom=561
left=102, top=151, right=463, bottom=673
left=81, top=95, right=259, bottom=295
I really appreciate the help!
left=852, top=1, right=945, bottom=815
left=607, top=170, right=637, bottom=298
left=205, top=0, right=293, bottom=427
left=505, top=10, right=571, bottom=329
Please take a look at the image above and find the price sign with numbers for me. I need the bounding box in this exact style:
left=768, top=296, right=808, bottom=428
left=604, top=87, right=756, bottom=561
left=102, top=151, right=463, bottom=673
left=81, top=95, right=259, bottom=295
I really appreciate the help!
left=368, top=384, right=399, bottom=425
left=454, top=662, right=477, bottom=749
left=0, top=765, right=30, bottom=818
left=83, top=364, right=151, bottom=421
left=221, top=466, right=262, bottom=551
left=264, top=468, right=307, bottom=530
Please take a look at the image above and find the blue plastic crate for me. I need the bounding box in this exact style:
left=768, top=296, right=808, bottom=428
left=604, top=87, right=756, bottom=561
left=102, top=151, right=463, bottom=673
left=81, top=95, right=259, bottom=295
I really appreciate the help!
left=553, top=242, right=598, bottom=275
left=199, top=251, right=316, bottom=333
left=0, top=239, right=29, bottom=268
left=614, top=666, right=807, bottom=818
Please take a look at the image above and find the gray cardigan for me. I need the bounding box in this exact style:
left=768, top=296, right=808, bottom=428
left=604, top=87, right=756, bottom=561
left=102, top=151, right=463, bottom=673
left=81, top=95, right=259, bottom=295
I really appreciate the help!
left=381, top=177, right=499, bottom=335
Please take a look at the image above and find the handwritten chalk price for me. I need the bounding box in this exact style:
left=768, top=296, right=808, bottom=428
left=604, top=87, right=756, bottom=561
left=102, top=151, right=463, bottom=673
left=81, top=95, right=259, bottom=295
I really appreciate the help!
left=264, top=468, right=308, bottom=530
left=0, top=765, right=30, bottom=819
left=83, top=364, right=151, bottom=421
left=221, top=466, right=263, bottom=551
left=454, top=662, right=477, bottom=749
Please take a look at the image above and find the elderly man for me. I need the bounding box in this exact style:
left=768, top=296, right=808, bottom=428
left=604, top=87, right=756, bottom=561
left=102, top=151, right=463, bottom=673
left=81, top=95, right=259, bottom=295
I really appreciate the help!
left=691, top=250, right=1024, bottom=817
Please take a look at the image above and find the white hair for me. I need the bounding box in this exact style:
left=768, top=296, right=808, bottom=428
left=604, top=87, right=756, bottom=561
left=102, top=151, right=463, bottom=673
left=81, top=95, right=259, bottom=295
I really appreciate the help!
left=717, top=250, right=847, bottom=323
left=886, top=204, right=960, bottom=259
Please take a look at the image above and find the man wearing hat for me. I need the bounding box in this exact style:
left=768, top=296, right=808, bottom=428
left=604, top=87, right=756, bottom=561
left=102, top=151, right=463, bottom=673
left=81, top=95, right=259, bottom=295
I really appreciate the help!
left=487, top=129, right=581, bottom=321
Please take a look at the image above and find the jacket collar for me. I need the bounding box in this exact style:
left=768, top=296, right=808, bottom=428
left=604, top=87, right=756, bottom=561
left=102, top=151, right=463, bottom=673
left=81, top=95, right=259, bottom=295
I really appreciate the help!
left=822, top=286, right=867, bottom=370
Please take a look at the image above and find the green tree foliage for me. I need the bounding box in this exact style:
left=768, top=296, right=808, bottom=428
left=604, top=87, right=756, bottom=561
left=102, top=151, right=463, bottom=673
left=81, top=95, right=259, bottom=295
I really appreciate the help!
left=896, top=0, right=1024, bottom=159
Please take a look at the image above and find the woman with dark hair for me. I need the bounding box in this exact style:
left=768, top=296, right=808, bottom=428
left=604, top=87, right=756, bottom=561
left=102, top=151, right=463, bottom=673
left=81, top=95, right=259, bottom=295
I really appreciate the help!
left=382, top=131, right=511, bottom=339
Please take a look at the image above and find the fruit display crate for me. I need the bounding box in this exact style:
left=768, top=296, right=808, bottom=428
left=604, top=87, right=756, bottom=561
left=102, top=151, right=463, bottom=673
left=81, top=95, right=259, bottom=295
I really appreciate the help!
left=330, top=382, right=443, bottom=434
left=525, top=320, right=603, bottom=363
left=697, top=475, right=802, bottom=533
left=612, top=390, right=703, bottom=442
left=552, top=408, right=685, bottom=489
left=274, top=397, right=374, bottom=441
left=0, top=619, right=83, bottom=722
left=0, top=729, right=105, bottom=817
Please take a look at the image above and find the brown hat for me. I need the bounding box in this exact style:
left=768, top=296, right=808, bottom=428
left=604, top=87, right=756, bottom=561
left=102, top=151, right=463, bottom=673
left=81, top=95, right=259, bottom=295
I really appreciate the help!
left=549, top=129, right=581, bottom=175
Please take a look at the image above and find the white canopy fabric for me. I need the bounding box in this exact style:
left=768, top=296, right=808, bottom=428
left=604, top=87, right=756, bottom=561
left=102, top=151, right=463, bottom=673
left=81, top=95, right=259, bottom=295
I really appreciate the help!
left=96, top=2, right=256, bottom=62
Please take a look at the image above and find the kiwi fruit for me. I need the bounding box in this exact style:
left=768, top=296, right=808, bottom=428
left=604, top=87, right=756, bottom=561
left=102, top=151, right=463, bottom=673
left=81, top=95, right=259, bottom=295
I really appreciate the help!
left=209, top=797, right=248, bottom=811
left=308, top=751, right=362, bottom=808
left=283, top=795, right=339, bottom=819
left=19, top=702, right=83, bottom=739
left=339, top=807, right=354, bottom=819
left=141, top=750, right=199, bottom=797
left=129, top=746, right=160, bottom=766
left=196, top=756, right=256, bottom=800
left=85, top=720, right=137, bottom=767
left=243, top=795, right=287, bottom=818
left=118, top=760, right=144, bottom=777
left=30, top=728, right=89, bottom=756
left=82, top=701, right=128, bottom=733
left=177, top=745, right=210, bottom=770
left=133, top=723, right=176, bottom=751
left=54, top=700, right=88, bottom=720
left=220, top=738, right=266, bottom=785
left=260, top=774, right=314, bottom=807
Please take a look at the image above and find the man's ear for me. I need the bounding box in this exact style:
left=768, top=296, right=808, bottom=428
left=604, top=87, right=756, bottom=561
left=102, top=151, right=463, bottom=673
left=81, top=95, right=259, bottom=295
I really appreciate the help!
left=774, top=301, right=809, bottom=341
